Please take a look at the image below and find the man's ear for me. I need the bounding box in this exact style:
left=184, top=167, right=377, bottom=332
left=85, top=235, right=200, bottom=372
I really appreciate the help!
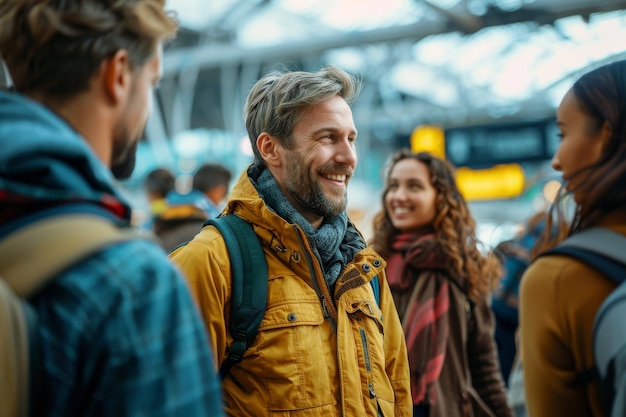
left=101, top=49, right=131, bottom=106
left=257, top=132, right=282, bottom=167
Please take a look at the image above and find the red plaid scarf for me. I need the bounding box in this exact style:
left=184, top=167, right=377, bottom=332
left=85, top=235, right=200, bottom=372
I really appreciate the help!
left=386, top=232, right=450, bottom=405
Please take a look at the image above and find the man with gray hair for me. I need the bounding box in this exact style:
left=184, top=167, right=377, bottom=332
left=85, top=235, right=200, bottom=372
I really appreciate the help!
left=171, top=65, right=411, bottom=416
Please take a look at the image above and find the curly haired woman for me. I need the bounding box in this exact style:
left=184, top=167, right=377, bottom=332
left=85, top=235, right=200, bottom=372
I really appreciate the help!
left=369, top=149, right=513, bottom=417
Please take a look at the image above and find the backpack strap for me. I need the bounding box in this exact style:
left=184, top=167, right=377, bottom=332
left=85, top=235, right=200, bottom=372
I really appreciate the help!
left=206, top=215, right=379, bottom=378
left=0, top=213, right=138, bottom=417
left=0, top=280, right=31, bottom=417
left=0, top=214, right=139, bottom=298
left=593, top=287, right=626, bottom=413
left=205, top=215, right=268, bottom=379
left=545, top=228, right=626, bottom=282
left=543, top=228, right=626, bottom=394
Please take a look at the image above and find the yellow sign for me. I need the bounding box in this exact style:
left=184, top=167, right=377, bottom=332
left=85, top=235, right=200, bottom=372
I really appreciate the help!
left=410, top=125, right=445, bottom=159
left=456, top=164, right=525, bottom=201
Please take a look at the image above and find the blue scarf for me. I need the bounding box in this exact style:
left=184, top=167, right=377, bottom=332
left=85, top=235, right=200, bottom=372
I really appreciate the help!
left=251, top=166, right=361, bottom=287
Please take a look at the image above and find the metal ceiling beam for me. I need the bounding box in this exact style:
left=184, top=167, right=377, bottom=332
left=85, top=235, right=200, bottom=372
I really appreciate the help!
left=421, top=0, right=483, bottom=32
left=164, top=19, right=447, bottom=75
left=164, top=1, right=626, bottom=76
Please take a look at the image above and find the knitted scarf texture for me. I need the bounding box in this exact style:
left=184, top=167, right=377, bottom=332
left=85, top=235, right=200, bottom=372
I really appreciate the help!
left=253, top=167, right=359, bottom=287
left=386, top=232, right=451, bottom=406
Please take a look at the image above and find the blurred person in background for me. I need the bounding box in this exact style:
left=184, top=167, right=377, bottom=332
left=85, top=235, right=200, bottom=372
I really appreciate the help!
left=170, top=65, right=412, bottom=416
left=0, top=0, right=223, bottom=416
left=142, top=166, right=176, bottom=231
left=521, top=59, right=626, bottom=417
left=153, top=162, right=232, bottom=252
left=491, top=211, right=551, bottom=384
left=492, top=211, right=562, bottom=417
left=191, top=162, right=232, bottom=218
left=144, top=167, right=176, bottom=218
left=152, top=193, right=208, bottom=252
left=369, top=149, right=513, bottom=417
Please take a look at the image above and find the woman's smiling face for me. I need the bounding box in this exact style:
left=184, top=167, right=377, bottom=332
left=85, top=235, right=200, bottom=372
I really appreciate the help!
left=384, top=158, right=437, bottom=233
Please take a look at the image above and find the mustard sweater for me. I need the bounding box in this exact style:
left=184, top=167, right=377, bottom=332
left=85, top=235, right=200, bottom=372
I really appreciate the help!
left=520, top=216, right=626, bottom=417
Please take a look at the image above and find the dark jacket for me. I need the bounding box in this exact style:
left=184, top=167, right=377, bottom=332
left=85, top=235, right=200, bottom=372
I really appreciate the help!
left=153, top=203, right=207, bottom=252
left=393, top=273, right=512, bottom=417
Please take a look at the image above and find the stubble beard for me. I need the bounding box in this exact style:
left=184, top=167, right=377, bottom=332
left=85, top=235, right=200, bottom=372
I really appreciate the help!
left=110, top=131, right=139, bottom=180
left=284, top=152, right=348, bottom=219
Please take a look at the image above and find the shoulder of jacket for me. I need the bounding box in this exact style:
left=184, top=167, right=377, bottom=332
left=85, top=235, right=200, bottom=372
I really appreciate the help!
left=66, top=234, right=161, bottom=265
left=521, top=253, right=613, bottom=306
left=48, top=239, right=186, bottom=315
left=532, top=252, right=603, bottom=277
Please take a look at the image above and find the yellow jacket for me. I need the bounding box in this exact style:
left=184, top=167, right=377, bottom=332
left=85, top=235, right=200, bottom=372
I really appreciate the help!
left=170, top=169, right=411, bottom=417
left=520, top=215, right=626, bottom=417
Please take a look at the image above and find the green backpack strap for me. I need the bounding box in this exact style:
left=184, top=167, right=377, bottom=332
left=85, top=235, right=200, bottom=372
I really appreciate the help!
left=206, top=215, right=268, bottom=379
left=206, top=215, right=379, bottom=378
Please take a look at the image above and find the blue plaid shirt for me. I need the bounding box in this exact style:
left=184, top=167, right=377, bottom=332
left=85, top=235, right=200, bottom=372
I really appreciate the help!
left=0, top=90, right=223, bottom=416
left=31, top=238, right=223, bottom=417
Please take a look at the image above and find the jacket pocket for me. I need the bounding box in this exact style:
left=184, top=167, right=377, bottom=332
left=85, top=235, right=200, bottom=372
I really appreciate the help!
left=347, top=301, right=395, bottom=405
left=347, top=300, right=384, bottom=332
left=256, top=300, right=334, bottom=411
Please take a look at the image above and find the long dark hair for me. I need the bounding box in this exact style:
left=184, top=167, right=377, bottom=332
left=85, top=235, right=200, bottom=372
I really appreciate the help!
left=535, top=59, right=626, bottom=256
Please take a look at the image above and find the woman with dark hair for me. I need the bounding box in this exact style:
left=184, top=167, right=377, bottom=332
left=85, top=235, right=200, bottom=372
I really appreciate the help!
left=369, top=149, right=512, bottom=417
left=521, top=59, right=626, bottom=417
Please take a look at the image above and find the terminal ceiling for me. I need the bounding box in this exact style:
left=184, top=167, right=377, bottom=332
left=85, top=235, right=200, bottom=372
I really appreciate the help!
left=154, top=0, right=626, bottom=149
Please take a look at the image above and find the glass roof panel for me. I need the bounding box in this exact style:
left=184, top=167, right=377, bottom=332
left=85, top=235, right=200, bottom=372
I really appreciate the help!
left=277, top=0, right=425, bottom=31
left=236, top=7, right=320, bottom=47
left=384, top=9, right=626, bottom=114
left=323, top=0, right=426, bottom=30
left=164, top=0, right=626, bottom=126
left=167, top=0, right=239, bottom=31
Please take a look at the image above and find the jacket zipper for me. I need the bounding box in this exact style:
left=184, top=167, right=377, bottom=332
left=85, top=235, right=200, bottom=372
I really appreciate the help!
left=359, top=328, right=376, bottom=399
left=293, top=226, right=338, bottom=330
